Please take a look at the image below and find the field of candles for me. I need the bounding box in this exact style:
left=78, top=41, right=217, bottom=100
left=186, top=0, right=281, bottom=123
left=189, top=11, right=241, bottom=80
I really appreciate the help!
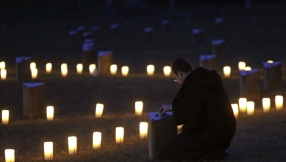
left=1, top=1, right=286, bottom=161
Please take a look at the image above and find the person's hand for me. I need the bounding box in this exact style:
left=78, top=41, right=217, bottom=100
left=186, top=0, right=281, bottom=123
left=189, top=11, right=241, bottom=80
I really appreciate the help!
left=159, top=104, right=172, bottom=115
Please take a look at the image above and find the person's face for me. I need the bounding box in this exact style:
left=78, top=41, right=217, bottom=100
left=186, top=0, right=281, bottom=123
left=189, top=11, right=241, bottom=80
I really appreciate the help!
left=172, top=71, right=184, bottom=85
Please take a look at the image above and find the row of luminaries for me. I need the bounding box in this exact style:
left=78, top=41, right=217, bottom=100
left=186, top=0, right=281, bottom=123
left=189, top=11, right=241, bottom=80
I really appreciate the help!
left=0, top=58, right=280, bottom=80
left=1, top=95, right=284, bottom=126
left=68, top=18, right=225, bottom=45
left=3, top=125, right=147, bottom=161
left=1, top=96, right=284, bottom=161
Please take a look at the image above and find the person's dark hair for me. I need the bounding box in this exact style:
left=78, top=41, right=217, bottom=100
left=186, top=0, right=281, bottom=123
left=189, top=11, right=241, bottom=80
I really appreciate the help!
left=171, top=58, right=193, bottom=75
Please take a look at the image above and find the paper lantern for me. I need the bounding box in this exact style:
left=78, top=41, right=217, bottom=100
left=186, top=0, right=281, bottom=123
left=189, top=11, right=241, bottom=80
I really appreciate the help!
left=5, top=149, right=15, bottom=162
left=223, top=66, right=231, bottom=78
left=89, top=64, right=96, bottom=75
left=31, top=68, right=38, bottom=79
left=68, top=136, right=77, bottom=155
left=76, top=64, right=83, bottom=75
left=239, top=98, right=247, bottom=113
left=147, top=65, right=155, bottom=76
left=247, top=101, right=255, bottom=115
left=115, top=127, right=124, bottom=144
left=275, top=95, right=283, bottom=110
left=139, top=122, right=148, bottom=139
left=46, top=63, right=52, bottom=73
left=1, top=69, right=7, bottom=80
left=0, top=61, right=5, bottom=69
left=121, top=66, right=129, bottom=77
left=95, top=103, right=104, bottom=118
left=262, top=98, right=270, bottom=112
left=238, top=62, right=246, bottom=71
left=2, top=110, right=9, bottom=125
left=44, top=142, right=53, bottom=160
left=93, top=132, right=101, bottom=149
left=163, top=66, right=171, bottom=77
left=231, top=104, right=239, bottom=118
left=30, top=62, right=36, bottom=71
left=110, top=64, right=117, bottom=75
left=244, top=66, right=251, bottom=71
left=46, top=106, right=54, bottom=121
left=135, top=101, right=143, bottom=116
left=61, top=63, right=68, bottom=77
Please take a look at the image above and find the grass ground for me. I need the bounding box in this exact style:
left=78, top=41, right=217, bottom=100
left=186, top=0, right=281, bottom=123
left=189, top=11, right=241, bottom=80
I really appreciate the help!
left=0, top=1, right=286, bottom=161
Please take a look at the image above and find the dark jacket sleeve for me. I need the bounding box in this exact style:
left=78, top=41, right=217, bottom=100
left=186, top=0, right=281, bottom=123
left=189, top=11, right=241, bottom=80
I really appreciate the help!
left=181, top=85, right=207, bottom=134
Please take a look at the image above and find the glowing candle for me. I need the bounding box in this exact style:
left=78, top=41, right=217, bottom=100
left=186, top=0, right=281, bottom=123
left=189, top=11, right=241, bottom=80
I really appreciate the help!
left=44, top=142, right=53, bottom=160
left=244, top=66, right=251, bottom=71
left=0, top=61, right=5, bottom=69
left=239, top=98, right=247, bottom=113
left=135, top=101, right=143, bottom=116
left=121, top=66, right=129, bottom=77
left=163, top=66, right=171, bottom=77
left=46, top=63, right=52, bottom=73
left=275, top=95, right=283, bottom=110
left=95, top=103, right=104, bottom=118
left=267, top=60, right=273, bottom=63
left=30, top=62, right=36, bottom=70
left=46, top=106, right=54, bottom=121
left=93, top=132, right=102, bottom=149
left=110, top=64, right=117, bottom=75
left=68, top=136, right=77, bottom=155
left=238, top=62, right=246, bottom=70
left=246, top=101, right=255, bottom=115
left=31, top=68, right=38, bottom=79
left=262, top=98, right=270, bottom=112
left=76, top=64, right=83, bottom=74
left=1, top=69, right=7, bottom=80
left=2, top=110, right=9, bottom=125
left=5, top=149, right=15, bottom=162
left=231, top=104, right=239, bottom=118
left=147, top=64, right=155, bottom=76
left=223, top=66, right=231, bottom=78
left=115, top=127, right=124, bottom=144
left=89, top=64, right=96, bottom=75
left=61, top=63, right=68, bottom=77
left=139, top=122, right=148, bottom=139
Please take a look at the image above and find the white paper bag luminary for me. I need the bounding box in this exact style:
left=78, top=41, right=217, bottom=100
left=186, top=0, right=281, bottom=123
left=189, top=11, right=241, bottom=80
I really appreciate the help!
left=238, top=62, right=246, bottom=71
left=76, top=64, right=83, bottom=74
left=115, top=127, right=124, bottom=144
left=163, top=66, right=171, bottom=77
left=95, top=103, right=104, bottom=118
left=89, top=64, right=96, bottom=75
left=147, top=65, right=155, bottom=76
left=239, top=98, right=247, bottom=113
left=46, top=63, right=52, bottom=73
left=5, top=149, right=15, bottom=162
left=140, top=122, right=148, bottom=139
left=2, top=110, right=9, bottom=125
left=61, top=63, right=68, bottom=77
left=121, top=66, right=129, bottom=77
left=223, top=66, right=231, bottom=78
left=1, top=69, right=7, bottom=80
left=135, top=101, right=143, bottom=116
left=30, top=62, right=36, bottom=71
left=246, top=101, right=255, bottom=115
left=46, top=106, right=54, bottom=121
left=68, top=136, right=77, bottom=155
left=44, top=142, right=53, bottom=160
left=93, top=132, right=102, bottom=149
left=275, top=95, right=283, bottom=110
left=0, top=61, right=5, bottom=69
left=31, top=68, right=38, bottom=79
left=262, top=98, right=270, bottom=112
left=110, top=64, right=117, bottom=75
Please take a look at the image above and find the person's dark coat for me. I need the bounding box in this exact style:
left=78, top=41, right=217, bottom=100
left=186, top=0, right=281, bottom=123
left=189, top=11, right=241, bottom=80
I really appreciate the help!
left=159, top=67, right=236, bottom=161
